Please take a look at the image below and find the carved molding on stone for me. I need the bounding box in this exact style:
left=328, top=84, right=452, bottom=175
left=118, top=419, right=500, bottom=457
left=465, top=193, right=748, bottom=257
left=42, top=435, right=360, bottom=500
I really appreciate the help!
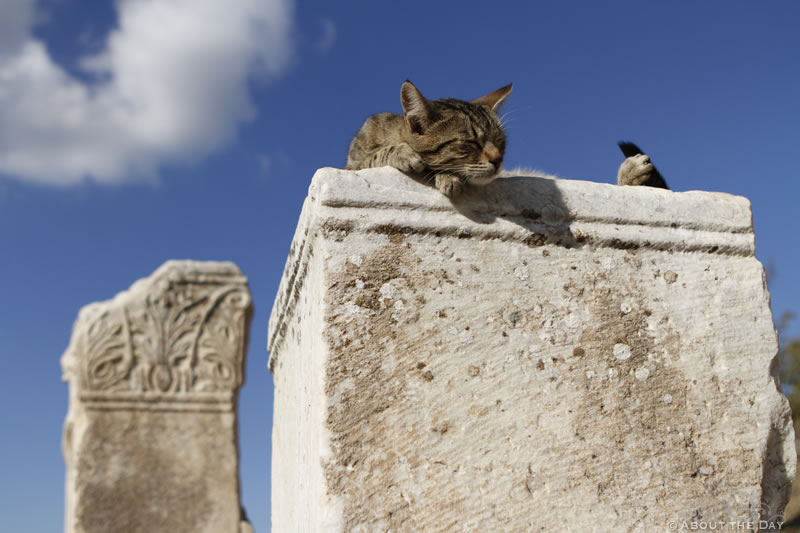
left=63, top=261, right=251, bottom=407
left=267, top=167, right=795, bottom=532
left=268, top=167, right=756, bottom=368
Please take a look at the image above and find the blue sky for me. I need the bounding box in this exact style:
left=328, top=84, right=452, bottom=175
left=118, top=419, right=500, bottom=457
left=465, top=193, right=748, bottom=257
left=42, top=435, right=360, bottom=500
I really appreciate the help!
left=1, top=1, right=798, bottom=531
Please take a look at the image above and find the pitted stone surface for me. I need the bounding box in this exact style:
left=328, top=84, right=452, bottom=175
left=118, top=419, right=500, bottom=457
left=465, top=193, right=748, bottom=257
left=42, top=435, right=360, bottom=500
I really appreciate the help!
left=268, top=167, right=795, bottom=532
left=62, top=261, right=253, bottom=533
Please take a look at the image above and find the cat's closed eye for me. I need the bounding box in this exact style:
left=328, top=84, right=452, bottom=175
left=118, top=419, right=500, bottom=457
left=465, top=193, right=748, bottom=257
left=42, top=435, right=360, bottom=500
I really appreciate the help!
left=456, top=142, right=481, bottom=154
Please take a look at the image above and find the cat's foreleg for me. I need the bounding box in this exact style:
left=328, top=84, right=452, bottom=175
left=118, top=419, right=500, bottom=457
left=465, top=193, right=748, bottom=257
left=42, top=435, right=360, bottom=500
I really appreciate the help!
left=367, top=144, right=464, bottom=197
left=368, top=143, right=425, bottom=174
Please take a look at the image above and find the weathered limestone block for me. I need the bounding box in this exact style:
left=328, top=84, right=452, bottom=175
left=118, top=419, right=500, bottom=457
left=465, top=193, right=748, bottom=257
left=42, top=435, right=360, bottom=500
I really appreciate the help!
left=62, top=261, right=253, bottom=533
left=269, top=167, right=796, bottom=532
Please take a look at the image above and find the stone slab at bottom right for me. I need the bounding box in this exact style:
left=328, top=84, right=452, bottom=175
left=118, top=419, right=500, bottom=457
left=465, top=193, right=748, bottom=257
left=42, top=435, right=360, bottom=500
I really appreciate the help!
left=268, top=167, right=796, bottom=532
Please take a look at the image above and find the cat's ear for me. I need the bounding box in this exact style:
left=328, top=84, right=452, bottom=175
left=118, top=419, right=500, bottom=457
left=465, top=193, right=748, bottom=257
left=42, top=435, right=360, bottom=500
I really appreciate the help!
left=401, top=81, right=433, bottom=135
left=472, top=84, right=512, bottom=111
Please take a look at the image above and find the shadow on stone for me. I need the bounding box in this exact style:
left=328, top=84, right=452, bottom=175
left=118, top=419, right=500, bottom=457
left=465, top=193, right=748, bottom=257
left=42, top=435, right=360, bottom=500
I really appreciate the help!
left=450, top=175, right=576, bottom=247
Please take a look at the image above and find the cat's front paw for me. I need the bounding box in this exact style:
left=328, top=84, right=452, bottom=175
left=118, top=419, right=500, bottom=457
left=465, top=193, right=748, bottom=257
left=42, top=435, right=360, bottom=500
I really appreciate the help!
left=435, top=173, right=464, bottom=197
left=617, top=153, right=654, bottom=186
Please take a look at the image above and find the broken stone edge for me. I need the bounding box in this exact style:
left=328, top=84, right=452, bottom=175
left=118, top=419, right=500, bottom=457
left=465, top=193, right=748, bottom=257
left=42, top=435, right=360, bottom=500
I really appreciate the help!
left=62, top=260, right=252, bottom=409
left=267, top=167, right=756, bottom=371
left=62, top=260, right=254, bottom=533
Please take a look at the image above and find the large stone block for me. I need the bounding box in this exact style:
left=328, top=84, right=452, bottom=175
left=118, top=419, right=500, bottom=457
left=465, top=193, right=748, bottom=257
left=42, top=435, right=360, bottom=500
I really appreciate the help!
left=268, top=167, right=795, bottom=532
left=62, top=261, right=253, bottom=533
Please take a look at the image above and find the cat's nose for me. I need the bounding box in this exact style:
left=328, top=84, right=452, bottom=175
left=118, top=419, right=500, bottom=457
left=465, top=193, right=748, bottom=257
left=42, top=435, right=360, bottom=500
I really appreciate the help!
left=483, top=142, right=503, bottom=169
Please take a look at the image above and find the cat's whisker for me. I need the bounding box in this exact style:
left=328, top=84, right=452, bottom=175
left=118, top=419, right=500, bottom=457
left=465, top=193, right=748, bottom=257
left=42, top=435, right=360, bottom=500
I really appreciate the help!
left=499, top=117, right=518, bottom=128
left=427, top=165, right=463, bottom=173
left=422, top=171, right=438, bottom=184
left=499, top=105, right=537, bottom=127
left=421, top=167, right=455, bottom=185
left=499, top=112, right=514, bottom=123
left=500, top=105, right=537, bottom=116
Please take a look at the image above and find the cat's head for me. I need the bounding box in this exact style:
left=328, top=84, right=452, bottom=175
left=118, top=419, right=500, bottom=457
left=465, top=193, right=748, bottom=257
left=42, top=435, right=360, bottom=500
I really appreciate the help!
left=401, top=81, right=511, bottom=185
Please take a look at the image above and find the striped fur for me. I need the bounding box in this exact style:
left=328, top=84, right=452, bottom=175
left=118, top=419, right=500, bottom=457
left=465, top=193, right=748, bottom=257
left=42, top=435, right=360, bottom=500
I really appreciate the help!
left=346, top=81, right=511, bottom=197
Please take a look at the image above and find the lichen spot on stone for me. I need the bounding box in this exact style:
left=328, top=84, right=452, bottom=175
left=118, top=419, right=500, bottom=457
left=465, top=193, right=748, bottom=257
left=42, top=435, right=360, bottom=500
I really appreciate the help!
left=502, top=306, right=526, bottom=328
left=613, top=343, right=632, bottom=361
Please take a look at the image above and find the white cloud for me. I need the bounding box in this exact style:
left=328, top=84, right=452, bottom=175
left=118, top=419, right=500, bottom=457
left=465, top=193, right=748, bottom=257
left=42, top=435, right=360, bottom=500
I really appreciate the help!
left=256, top=149, right=290, bottom=179
left=0, top=0, right=35, bottom=61
left=317, top=18, right=336, bottom=54
left=257, top=153, right=272, bottom=175
left=0, top=0, right=294, bottom=186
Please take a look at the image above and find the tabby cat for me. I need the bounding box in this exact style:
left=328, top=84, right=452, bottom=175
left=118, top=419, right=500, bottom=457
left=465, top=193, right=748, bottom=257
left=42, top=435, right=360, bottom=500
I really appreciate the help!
left=346, top=81, right=511, bottom=197
left=346, top=81, right=668, bottom=195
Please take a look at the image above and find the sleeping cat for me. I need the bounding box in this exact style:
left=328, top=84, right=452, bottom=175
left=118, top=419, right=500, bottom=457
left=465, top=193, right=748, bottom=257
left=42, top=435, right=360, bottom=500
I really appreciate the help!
left=346, top=81, right=511, bottom=197
left=346, top=81, right=668, bottom=195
